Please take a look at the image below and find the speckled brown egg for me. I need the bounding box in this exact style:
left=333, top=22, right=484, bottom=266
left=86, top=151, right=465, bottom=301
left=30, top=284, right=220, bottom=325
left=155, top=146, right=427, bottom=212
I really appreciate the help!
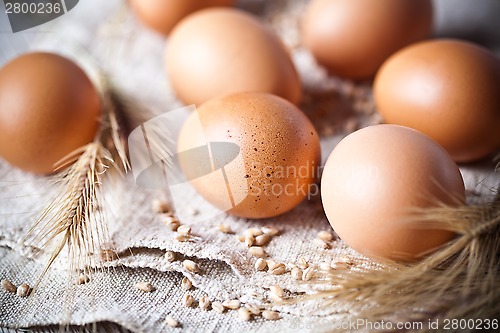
left=321, top=125, right=465, bottom=262
left=302, top=0, right=433, bottom=79
left=130, top=0, right=234, bottom=36
left=166, top=8, right=302, bottom=106
left=177, top=92, right=321, bottom=219
left=374, top=39, right=500, bottom=162
left=0, top=52, right=101, bottom=174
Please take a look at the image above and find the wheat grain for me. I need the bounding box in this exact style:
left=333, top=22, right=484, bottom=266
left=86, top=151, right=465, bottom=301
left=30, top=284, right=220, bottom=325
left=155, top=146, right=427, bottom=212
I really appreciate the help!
left=1, top=279, right=16, bottom=293
left=136, top=281, right=154, bottom=292
left=317, top=230, right=334, bottom=241
left=181, top=277, right=192, bottom=290
left=238, top=308, right=252, bottom=321
left=17, top=283, right=30, bottom=297
left=255, top=258, right=267, bottom=271
left=270, top=285, right=285, bottom=298
left=165, top=315, right=180, bottom=328
left=212, top=301, right=225, bottom=313
left=269, top=263, right=286, bottom=275
left=302, top=267, right=315, bottom=281
left=217, top=224, right=233, bottom=234
left=291, top=267, right=303, bottom=280
left=249, top=246, right=266, bottom=258
left=177, top=225, right=191, bottom=235
left=255, top=234, right=271, bottom=246
left=199, top=295, right=211, bottom=310
left=183, top=294, right=194, bottom=307
left=152, top=199, right=170, bottom=214
left=262, top=310, right=280, bottom=320
left=313, top=238, right=330, bottom=249
left=165, top=251, right=176, bottom=262
left=222, top=299, right=241, bottom=310
left=261, top=226, right=279, bottom=236
left=245, top=228, right=263, bottom=237
left=183, top=260, right=199, bottom=273
left=245, top=304, right=261, bottom=316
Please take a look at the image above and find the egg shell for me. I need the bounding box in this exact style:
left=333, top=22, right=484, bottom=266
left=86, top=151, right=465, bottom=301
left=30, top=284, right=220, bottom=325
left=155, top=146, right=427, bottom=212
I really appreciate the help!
left=374, top=39, right=500, bottom=162
left=130, top=0, right=234, bottom=36
left=177, top=92, right=321, bottom=219
left=302, top=0, right=433, bottom=79
left=166, top=8, right=302, bottom=106
left=321, top=125, right=465, bottom=262
left=0, top=52, right=101, bottom=174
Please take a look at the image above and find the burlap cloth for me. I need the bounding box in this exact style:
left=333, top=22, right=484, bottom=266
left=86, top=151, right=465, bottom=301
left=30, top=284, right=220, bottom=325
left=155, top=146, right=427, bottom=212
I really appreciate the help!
left=1, top=0, right=499, bottom=332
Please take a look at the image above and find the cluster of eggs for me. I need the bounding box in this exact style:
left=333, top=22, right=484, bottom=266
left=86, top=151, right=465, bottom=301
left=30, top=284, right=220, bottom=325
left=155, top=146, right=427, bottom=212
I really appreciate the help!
left=0, top=0, right=499, bottom=262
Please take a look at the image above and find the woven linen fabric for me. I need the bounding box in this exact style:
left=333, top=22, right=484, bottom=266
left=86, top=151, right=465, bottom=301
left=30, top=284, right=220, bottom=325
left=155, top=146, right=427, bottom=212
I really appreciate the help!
left=1, top=0, right=499, bottom=332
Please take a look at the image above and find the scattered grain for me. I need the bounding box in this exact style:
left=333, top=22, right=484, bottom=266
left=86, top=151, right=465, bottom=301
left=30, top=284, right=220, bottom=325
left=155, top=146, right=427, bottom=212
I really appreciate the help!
left=1, top=279, right=16, bottom=293
left=267, top=260, right=277, bottom=270
left=17, top=283, right=30, bottom=297
left=212, top=301, right=225, bottom=313
left=176, top=234, right=191, bottom=242
left=270, top=285, right=285, bottom=298
left=237, top=234, right=245, bottom=242
left=255, top=258, right=267, bottom=271
left=165, top=251, right=176, bottom=262
left=181, top=277, right=192, bottom=290
left=302, top=267, right=315, bottom=281
left=165, top=315, right=180, bottom=328
left=254, top=234, right=271, bottom=246
left=136, top=281, right=155, bottom=292
left=222, top=299, right=241, bottom=310
left=331, top=261, right=349, bottom=270
left=238, top=308, right=252, bottom=321
left=269, top=293, right=284, bottom=303
left=217, top=224, right=233, bottom=234
left=262, top=310, right=280, bottom=320
left=183, top=294, right=194, bottom=307
left=248, top=246, right=266, bottom=258
left=162, top=216, right=181, bottom=231
left=297, top=258, right=308, bottom=269
left=291, top=267, right=303, bottom=280
left=199, top=295, right=211, bottom=310
left=245, top=234, right=255, bottom=247
left=245, top=304, right=261, bottom=316
left=261, top=226, right=279, bottom=236
left=245, top=228, right=263, bottom=237
left=76, top=274, right=90, bottom=285
left=177, top=225, right=191, bottom=235
left=269, top=263, right=286, bottom=275
left=317, top=230, right=334, bottom=242
left=183, top=260, right=199, bottom=273
left=313, top=237, right=330, bottom=249
left=319, top=261, right=333, bottom=271
left=152, top=199, right=170, bottom=214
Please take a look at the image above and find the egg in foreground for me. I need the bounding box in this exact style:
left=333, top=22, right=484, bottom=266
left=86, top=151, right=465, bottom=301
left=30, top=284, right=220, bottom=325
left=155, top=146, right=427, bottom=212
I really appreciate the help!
left=0, top=52, right=101, bottom=174
left=321, top=125, right=465, bottom=262
left=177, top=93, right=320, bottom=219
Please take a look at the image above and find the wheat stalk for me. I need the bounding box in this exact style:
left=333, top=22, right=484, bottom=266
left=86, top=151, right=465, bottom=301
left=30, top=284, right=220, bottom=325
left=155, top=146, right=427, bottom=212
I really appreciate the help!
left=307, top=171, right=500, bottom=332
left=20, top=74, right=130, bottom=294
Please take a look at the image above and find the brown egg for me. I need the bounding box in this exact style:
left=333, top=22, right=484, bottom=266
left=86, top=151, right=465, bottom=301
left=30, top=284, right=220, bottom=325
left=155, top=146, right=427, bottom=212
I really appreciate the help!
left=374, top=39, right=500, bottom=162
left=177, top=92, right=320, bottom=219
left=321, top=125, right=465, bottom=262
left=0, top=52, right=101, bottom=174
left=302, top=0, right=433, bottom=79
left=130, top=0, right=234, bottom=36
left=165, top=8, right=302, bottom=106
